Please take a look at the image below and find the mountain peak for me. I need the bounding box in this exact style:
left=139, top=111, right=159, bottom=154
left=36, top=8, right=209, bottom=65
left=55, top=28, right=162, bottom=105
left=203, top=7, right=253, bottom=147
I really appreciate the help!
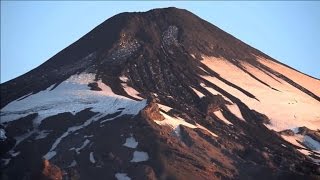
left=120, top=7, right=190, bottom=16
left=106, top=7, right=268, bottom=62
left=1, top=7, right=320, bottom=180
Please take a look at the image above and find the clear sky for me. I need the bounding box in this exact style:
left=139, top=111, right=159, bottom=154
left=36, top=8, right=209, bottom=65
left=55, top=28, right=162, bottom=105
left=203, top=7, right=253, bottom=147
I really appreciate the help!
left=1, top=1, right=319, bottom=83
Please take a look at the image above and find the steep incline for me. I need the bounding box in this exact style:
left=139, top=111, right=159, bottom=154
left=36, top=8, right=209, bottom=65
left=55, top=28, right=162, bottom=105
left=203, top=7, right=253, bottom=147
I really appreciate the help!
left=1, top=7, right=319, bottom=180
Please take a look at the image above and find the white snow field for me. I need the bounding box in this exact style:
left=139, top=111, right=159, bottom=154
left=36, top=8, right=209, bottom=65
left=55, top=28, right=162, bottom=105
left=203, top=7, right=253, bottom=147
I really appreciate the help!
left=1, top=73, right=146, bottom=124
left=115, top=173, right=131, bottom=180
left=0, top=73, right=147, bottom=160
left=200, top=56, right=320, bottom=132
left=199, top=55, right=320, bottom=158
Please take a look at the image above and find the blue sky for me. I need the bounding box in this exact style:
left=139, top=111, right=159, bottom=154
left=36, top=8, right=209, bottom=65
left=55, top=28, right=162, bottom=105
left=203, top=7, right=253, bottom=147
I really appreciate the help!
left=1, top=1, right=319, bottom=83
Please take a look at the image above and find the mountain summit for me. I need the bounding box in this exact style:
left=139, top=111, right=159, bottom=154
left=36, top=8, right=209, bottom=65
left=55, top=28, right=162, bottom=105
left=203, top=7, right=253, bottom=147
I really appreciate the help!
left=1, top=7, right=320, bottom=180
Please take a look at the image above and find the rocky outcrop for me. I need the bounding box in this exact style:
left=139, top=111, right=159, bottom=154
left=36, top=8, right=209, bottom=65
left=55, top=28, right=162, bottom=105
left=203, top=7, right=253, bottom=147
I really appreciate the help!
left=40, top=159, right=63, bottom=180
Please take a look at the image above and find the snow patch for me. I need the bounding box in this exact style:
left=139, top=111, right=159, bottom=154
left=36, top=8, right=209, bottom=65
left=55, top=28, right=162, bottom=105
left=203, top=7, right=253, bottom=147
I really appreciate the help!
left=281, top=133, right=320, bottom=156
left=190, top=87, right=205, bottom=98
left=84, top=134, right=94, bottom=138
left=155, top=112, right=217, bottom=137
left=292, top=127, right=299, bottom=134
left=115, top=173, right=131, bottom=180
left=44, top=114, right=104, bottom=159
left=14, top=130, right=35, bottom=148
left=1, top=158, right=10, bottom=166
left=119, top=76, right=129, bottom=82
left=213, top=110, right=233, bottom=125
left=43, top=151, right=57, bottom=160
left=68, top=160, right=77, bottom=168
left=75, top=139, right=90, bottom=154
left=121, top=83, right=143, bottom=100
left=281, top=135, right=305, bottom=149
left=11, top=151, right=20, bottom=157
left=123, top=136, right=138, bottom=149
left=303, top=136, right=320, bottom=151
left=35, top=130, right=50, bottom=140
left=0, top=128, right=7, bottom=141
left=130, top=151, right=149, bottom=162
left=195, top=123, right=219, bottom=137
left=280, top=129, right=320, bottom=162
left=16, top=93, right=33, bottom=101
left=100, top=114, right=120, bottom=124
left=155, top=112, right=196, bottom=137
left=89, top=152, right=96, bottom=163
left=226, top=104, right=245, bottom=121
left=157, top=103, right=172, bottom=112
left=298, top=149, right=311, bottom=156
left=200, top=82, right=232, bottom=102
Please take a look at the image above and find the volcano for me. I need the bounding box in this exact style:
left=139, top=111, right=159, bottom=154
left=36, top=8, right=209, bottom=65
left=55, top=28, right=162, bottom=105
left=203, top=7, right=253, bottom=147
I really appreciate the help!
left=1, top=7, right=320, bottom=180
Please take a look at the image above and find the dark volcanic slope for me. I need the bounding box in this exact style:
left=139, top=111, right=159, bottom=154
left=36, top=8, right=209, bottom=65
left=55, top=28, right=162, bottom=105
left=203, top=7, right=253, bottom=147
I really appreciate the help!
left=1, top=7, right=320, bottom=180
left=2, top=7, right=319, bottom=109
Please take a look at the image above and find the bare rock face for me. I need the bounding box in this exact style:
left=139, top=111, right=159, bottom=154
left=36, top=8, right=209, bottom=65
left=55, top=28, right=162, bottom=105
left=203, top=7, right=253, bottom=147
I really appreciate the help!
left=199, top=95, right=228, bottom=115
left=279, top=129, right=295, bottom=136
left=87, top=82, right=102, bottom=91
left=41, top=159, right=63, bottom=180
left=297, top=127, right=320, bottom=141
left=1, top=7, right=320, bottom=180
left=141, top=99, right=165, bottom=121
